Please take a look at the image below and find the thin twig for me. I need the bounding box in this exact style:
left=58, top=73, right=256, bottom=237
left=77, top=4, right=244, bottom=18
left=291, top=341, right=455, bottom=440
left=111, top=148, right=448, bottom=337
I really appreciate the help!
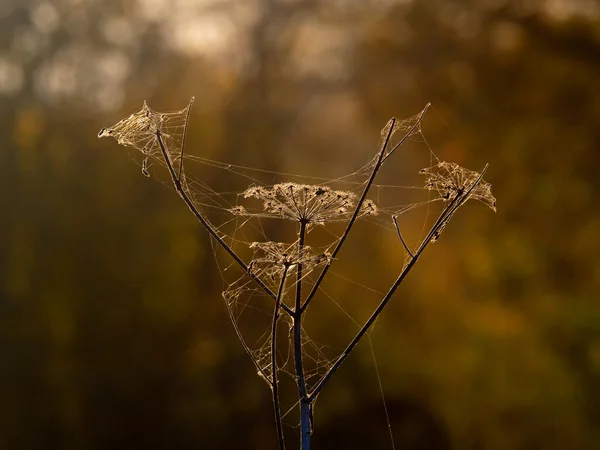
left=272, top=269, right=288, bottom=450
left=381, top=103, right=431, bottom=164
left=392, top=215, right=414, bottom=258
left=155, top=130, right=294, bottom=316
left=178, top=97, right=195, bottom=181
left=299, top=116, right=396, bottom=311
left=293, top=221, right=311, bottom=450
left=308, top=165, right=488, bottom=401
left=300, top=104, right=430, bottom=313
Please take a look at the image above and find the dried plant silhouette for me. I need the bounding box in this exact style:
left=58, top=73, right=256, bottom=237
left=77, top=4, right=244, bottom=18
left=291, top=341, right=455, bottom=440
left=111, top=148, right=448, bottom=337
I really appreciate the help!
left=99, top=98, right=495, bottom=450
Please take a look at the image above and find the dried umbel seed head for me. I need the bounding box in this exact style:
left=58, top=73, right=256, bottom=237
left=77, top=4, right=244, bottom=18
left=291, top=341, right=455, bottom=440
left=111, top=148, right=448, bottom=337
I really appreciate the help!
left=98, top=102, right=159, bottom=152
left=234, top=183, right=378, bottom=224
left=420, top=161, right=496, bottom=212
left=248, top=241, right=332, bottom=279
left=98, top=99, right=194, bottom=175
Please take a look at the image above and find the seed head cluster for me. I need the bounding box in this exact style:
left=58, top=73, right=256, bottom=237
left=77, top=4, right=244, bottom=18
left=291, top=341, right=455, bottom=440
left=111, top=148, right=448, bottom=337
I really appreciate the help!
left=248, top=241, right=332, bottom=279
left=98, top=102, right=164, bottom=154
left=230, top=183, right=378, bottom=224
left=98, top=100, right=193, bottom=173
left=420, top=162, right=496, bottom=211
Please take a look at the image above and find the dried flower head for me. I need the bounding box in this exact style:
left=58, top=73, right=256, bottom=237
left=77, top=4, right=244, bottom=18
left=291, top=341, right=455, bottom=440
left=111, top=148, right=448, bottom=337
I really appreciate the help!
left=420, top=162, right=496, bottom=211
left=98, top=102, right=163, bottom=150
left=248, top=241, right=332, bottom=279
left=233, top=183, right=378, bottom=224
left=98, top=99, right=194, bottom=174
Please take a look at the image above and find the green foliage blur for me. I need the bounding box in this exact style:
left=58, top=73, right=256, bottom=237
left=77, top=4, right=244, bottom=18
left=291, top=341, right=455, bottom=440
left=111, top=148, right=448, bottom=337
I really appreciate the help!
left=1, top=0, right=599, bottom=449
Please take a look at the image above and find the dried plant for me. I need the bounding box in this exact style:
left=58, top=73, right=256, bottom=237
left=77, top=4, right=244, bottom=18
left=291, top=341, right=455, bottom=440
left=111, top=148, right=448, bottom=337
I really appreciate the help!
left=248, top=241, right=332, bottom=279
left=232, top=183, right=378, bottom=224
left=99, top=99, right=495, bottom=450
left=420, top=161, right=496, bottom=211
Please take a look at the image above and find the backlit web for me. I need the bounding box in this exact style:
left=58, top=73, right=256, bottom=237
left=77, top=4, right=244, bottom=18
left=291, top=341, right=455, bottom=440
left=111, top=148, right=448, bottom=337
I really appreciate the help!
left=99, top=98, right=496, bottom=429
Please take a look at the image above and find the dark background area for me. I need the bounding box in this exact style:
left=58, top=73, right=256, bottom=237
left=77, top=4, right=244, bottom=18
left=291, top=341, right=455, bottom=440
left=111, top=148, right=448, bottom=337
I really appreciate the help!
left=1, top=0, right=599, bottom=449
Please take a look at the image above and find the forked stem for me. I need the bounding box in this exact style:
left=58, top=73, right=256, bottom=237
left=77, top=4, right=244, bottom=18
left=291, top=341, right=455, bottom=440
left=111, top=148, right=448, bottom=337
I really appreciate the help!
left=155, top=130, right=294, bottom=317
left=393, top=215, right=414, bottom=258
left=308, top=165, right=488, bottom=401
left=381, top=103, right=431, bottom=164
left=301, top=104, right=430, bottom=313
left=103, top=101, right=490, bottom=450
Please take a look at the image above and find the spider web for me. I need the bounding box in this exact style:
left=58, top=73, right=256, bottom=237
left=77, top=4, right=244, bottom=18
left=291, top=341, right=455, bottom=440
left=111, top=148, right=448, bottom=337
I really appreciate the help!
left=99, top=99, right=496, bottom=431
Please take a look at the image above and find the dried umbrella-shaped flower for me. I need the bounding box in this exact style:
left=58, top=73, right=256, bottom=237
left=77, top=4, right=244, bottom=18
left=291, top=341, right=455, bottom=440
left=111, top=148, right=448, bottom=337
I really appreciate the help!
left=98, top=99, right=194, bottom=178
left=248, top=241, right=332, bottom=279
left=230, top=183, right=378, bottom=224
left=420, top=161, right=496, bottom=211
left=417, top=161, right=496, bottom=242
left=98, top=102, right=164, bottom=149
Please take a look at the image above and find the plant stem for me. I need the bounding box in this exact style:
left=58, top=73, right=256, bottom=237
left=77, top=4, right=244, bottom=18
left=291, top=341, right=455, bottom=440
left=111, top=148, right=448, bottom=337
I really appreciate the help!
left=293, top=221, right=311, bottom=450
left=299, top=119, right=394, bottom=313
left=301, top=104, right=430, bottom=313
left=155, top=131, right=294, bottom=316
left=307, top=213, right=447, bottom=400
left=393, top=215, right=414, bottom=258
left=272, top=269, right=288, bottom=450
left=178, top=97, right=194, bottom=181
left=381, top=103, right=431, bottom=164
left=308, top=166, right=487, bottom=400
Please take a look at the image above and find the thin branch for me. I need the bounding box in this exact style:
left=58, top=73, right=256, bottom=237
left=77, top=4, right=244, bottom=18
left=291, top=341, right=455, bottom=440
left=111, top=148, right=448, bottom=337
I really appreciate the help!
left=272, top=269, right=288, bottom=450
left=155, top=130, right=294, bottom=316
left=178, top=97, right=195, bottom=181
left=293, top=221, right=311, bottom=450
left=308, top=165, right=488, bottom=401
left=301, top=104, right=430, bottom=313
left=381, top=103, right=431, bottom=164
left=299, top=118, right=395, bottom=314
left=295, top=222, right=307, bottom=316
left=392, top=215, right=414, bottom=258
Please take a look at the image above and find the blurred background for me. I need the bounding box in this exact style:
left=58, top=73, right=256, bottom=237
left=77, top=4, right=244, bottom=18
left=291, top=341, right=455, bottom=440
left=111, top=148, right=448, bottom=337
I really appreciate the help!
left=1, top=0, right=600, bottom=449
